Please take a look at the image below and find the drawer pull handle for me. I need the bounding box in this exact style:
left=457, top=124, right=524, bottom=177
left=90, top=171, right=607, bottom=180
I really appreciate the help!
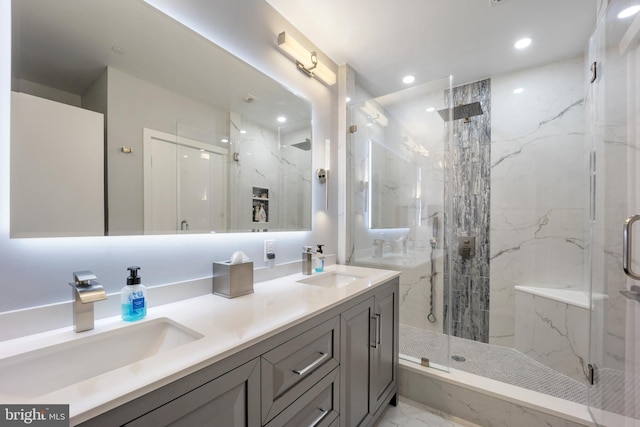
left=309, top=408, right=328, bottom=427
left=293, top=352, right=329, bottom=376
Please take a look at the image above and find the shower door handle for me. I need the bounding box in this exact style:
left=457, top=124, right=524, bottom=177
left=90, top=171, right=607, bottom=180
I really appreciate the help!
left=623, top=215, right=640, bottom=280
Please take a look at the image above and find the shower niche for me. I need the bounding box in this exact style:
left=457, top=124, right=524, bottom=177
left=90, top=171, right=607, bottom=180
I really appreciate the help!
left=252, top=186, right=269, bottom=223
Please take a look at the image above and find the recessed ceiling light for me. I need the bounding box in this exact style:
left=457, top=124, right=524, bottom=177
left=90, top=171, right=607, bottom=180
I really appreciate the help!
left=514, top=37, right=532, bottom=49
left=277, top=116, right=287, bottom=123
left=221, top=138, right=229, bottom=143
left=346, top=96, right=351, bottom=103
left=403, top=75, right=416, bottom=84
left=618, top=5, right=640, bottom=18
left=426, top=107, right=436, bottom=113
left=513, top=88, right=524, bottom=94
left=240, top=130, right=247, bottom=134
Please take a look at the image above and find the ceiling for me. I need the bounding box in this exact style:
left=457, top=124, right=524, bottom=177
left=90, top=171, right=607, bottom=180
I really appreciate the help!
left=266, top=0, right=598, bottom=97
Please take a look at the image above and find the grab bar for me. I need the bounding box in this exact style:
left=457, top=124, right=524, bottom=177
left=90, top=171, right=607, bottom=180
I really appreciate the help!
left=623, top=215, right=640, bottom=280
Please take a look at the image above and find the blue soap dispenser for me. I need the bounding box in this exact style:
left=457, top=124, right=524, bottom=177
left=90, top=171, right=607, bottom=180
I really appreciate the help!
left=121, top=266, right=147, bottom=322
left=315, top=244, right=325, bottom=272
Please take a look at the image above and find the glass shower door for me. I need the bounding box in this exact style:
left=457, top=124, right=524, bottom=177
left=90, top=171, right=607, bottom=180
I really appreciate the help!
left=589, top=1, right=640, bottom=425
left=346, top=76, right=454, bottom=371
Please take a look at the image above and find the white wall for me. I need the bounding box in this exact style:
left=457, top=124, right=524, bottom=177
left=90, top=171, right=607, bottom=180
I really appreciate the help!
left=0, top=0, right=338, bottom=312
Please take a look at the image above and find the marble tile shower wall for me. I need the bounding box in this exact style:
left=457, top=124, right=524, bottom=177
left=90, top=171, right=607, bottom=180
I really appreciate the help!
left=443, top=79, right=492, bottom=343
left=489, top=56, right=586, bottom=347
left=347, top=56, right=585, bottom=349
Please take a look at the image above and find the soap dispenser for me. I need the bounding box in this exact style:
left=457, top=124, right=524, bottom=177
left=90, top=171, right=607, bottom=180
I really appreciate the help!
left=315, top=244, right=325, bottom=272
left=121, top=266, right=147, bottom=322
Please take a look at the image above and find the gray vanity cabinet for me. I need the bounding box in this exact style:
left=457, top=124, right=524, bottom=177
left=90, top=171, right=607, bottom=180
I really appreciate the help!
left=340, top=297, right=375, bottom=426
left=124, top=358, right=260, bottom=427
left=371, top=282, right=398, bottom=411
left=261, top=316, right=340, bottom=424
left=340, top=279, right=398, bottom=427
left=264, top=367, right=340, bottom=427
left=78, top=276, right=398, bottom=427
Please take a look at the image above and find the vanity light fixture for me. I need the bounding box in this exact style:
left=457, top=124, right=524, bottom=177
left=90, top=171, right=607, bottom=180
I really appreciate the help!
left=277, top=32, right=336, bottom=86
left=317, top=139, right=331, bottom=210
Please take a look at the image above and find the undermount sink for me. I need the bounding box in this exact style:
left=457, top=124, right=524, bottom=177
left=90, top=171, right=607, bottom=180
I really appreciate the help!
left=0, top=317, right=203, bottom=399
left=298, top=271, right=363, bottom=288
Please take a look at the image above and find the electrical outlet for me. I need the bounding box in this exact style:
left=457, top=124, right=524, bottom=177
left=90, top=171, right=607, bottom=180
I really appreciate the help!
left=264, top=239, right=275, bottom=262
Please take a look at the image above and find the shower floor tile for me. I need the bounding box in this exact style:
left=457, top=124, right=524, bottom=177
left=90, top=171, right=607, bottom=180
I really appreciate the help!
left=400, top=324, right=588, bottom=404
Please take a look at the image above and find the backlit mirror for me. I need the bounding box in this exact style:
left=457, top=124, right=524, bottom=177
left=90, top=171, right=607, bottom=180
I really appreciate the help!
left=10, top=0, right=312, bottom=237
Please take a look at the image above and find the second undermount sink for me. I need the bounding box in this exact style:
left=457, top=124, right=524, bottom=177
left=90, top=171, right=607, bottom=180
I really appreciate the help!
left=298, top=271, right=363, bottom=288
left=0, top=317, right=203, bottom=399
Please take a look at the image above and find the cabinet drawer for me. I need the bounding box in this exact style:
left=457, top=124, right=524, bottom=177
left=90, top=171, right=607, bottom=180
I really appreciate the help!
left=124, top=358, right=260, bottom=427
left=265, top=367, right=340, bottom=427
left=261, top=316, right=340, bottom=424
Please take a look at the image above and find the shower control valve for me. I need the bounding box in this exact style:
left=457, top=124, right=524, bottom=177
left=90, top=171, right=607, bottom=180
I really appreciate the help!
left=458, top=236, right=476, bottom=259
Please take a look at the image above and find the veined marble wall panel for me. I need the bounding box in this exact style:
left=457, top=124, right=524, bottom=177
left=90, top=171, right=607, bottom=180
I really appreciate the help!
left=490, top=56, right=586, bottom=347
left=443, top=78, right=492, bottom=343
left=515, top=290, right=589, bottom=383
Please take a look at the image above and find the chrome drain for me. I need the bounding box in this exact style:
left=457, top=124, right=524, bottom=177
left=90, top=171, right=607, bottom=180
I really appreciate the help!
left=451, top=355, right=466, bottom=362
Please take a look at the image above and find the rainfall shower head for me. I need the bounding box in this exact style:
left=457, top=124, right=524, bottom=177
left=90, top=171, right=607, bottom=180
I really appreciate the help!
left=291, top=138, right=311, bottom=151
left=437, top=102, right=483, bottom=122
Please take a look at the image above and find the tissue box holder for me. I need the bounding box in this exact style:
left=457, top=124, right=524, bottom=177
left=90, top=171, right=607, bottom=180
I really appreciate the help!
left=212, top=261, right=254, bottom=298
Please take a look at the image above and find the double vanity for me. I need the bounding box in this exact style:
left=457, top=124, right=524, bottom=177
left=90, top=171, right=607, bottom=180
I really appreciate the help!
left=0, top=265, right=399, bottom=426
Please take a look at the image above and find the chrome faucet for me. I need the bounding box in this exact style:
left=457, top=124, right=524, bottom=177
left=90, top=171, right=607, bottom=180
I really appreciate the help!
left=69, top=271, right=107, bottom=332
left=302, top=246, right=314, bottom=275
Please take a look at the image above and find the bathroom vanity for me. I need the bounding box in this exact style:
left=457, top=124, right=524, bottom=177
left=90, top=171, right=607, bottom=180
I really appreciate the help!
left=0, top=266, right=398, bottom=427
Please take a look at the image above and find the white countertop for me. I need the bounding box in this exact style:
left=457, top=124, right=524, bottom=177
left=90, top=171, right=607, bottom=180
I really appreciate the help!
left=0, top=264, right=399, bottom=425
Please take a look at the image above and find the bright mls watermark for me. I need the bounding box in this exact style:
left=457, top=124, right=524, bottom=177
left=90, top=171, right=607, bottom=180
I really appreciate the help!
left=0, top=405, right=68, bottom=426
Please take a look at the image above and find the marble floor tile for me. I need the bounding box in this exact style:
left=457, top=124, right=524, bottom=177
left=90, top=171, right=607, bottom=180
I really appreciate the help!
left=374, top=397, right=480, bottom=427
